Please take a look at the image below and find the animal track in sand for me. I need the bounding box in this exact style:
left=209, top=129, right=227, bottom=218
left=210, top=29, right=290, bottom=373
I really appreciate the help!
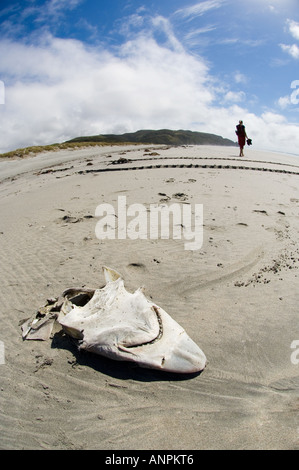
left=127, top=262, right=147, bottom=272
left=56, top=213, right=94, bottom=224
left=104, top=155, right=299, bottom=170
left=234, top=248, right=299, bottom=287
left=79, top=163, right=299, bottom=176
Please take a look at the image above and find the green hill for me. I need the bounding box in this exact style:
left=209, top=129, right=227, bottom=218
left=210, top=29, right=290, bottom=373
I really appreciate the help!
left=66, top=129, right=236, bottom=146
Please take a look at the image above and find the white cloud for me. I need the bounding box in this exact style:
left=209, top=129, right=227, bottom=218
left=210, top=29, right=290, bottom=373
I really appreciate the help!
left=117, top=13, right=146, bottom=38
left=174, top=1, right=224, bottom=20
left=280, top=43, right=299, bottom=59
left=1, top=29, right=299, bottom=156
left=0, top=0, right=84, bottom=40
left=277, top=95, right=292, bottom=109
left=0, top=34, right=214, bottom=151
left=280, top=19, right=299, bottom=60
left=36, top=0, right=83, bottom=21
left=234, top=72, right=247, bottom=84
left=151, top=16, right=185, bottom=52
left=287, top=19, right=299, bottom=41
left=184, top=24, right=217, bottom=47
left=185, top=25, right=216, bottom=38
left=223, top=91, right=246, bottom=103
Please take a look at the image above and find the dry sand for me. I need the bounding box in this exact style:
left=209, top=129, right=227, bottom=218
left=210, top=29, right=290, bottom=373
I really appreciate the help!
left=0, top=144, right=298, bottom=450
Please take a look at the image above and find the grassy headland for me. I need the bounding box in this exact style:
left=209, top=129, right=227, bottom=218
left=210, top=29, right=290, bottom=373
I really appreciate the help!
left=0, top=129, right=236, bottom=159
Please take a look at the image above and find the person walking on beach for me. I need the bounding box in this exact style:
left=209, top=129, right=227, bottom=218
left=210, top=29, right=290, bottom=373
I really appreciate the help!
left=235, top=120, right=247, bottom=157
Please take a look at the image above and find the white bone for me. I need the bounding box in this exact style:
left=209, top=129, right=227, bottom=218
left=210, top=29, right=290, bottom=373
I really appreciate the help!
left=58, top=267, right=206, bottom=373
left=23, top=267, right=207, bottom=374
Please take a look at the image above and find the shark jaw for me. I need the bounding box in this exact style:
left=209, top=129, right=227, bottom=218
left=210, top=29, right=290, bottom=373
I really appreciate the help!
left=23, top=266, right=207, bottom=374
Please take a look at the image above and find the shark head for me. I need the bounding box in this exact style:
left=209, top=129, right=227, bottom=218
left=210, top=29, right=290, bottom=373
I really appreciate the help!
left=60, top=267, right=207, bottom=374
left=23, top=266, right=207, bottom=375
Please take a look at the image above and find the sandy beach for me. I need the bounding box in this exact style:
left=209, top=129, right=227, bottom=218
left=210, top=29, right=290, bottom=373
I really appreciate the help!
left=0, top=144, right=298, bottom=450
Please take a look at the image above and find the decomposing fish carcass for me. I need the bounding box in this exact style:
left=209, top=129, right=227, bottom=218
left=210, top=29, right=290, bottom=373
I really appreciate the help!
left=22, top=267, right=207, bottom=374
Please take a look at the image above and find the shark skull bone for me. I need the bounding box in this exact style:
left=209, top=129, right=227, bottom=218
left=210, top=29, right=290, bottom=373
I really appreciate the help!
left=58, top=267, right=207, bottom=374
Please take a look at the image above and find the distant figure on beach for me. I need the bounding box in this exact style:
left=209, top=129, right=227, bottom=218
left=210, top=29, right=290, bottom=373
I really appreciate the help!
left=235, top=120, right=247, bottom=157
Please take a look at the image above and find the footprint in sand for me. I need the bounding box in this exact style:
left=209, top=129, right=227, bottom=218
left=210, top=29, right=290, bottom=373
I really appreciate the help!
left=253, top=209, right=268, bottom=215
left=127, top=263, right=147, bottom=272
left=172, top=192, right=188, bottom=201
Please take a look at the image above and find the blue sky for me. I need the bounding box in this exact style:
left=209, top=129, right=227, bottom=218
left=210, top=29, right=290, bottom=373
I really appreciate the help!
left=0, top=0, right=299, bottom=154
